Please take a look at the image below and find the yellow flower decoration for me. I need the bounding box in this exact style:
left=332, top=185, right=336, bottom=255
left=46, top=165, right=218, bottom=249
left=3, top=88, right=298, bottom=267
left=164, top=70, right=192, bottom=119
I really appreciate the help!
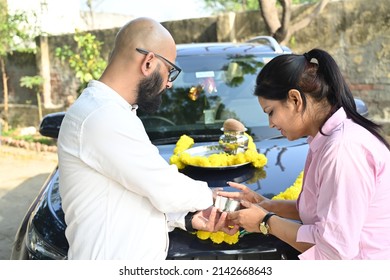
left=173, top=134, right=194, bottom=155
left=169, top=133, right=268, bottom=169
left=210, top=231, right=225, bottom=244
left=171, top=134, right=267, bottom=245
left=196, top=230, right=240, bottom=245
left=196, top=230, right=211, bottom=240
left=194, top=172, right=304, bottom=245
left=170, top=134, right=303, bottom=245
left=272, top=171, right=303, bottom=201
left=223, top=231, right=240, bottom=245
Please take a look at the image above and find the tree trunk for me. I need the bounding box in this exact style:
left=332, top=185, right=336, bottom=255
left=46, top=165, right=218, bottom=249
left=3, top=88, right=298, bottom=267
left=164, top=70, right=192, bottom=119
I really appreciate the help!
left=282, top=0, right=330, bottom=44
left=258, top=0, right=330, bottom=44
left=39, top=35, right=55, bottom=108
left=37, top=91, right=43, bottom=123
left=259, top=0, right=281, bottom=35
left=1, top=57, right=9, bottom=132
left=274, top=0, right=291, bottom=43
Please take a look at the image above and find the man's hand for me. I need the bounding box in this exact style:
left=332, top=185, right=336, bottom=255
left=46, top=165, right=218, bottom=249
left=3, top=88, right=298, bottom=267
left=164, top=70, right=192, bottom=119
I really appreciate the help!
left=192, top=206, right=239, bottom=235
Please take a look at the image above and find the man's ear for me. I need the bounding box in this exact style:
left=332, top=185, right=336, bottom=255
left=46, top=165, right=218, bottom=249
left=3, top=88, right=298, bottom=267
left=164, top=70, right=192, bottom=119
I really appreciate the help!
left=140, top=53, right=154, bottom=75
left=288, top=89, right=303, bottom=112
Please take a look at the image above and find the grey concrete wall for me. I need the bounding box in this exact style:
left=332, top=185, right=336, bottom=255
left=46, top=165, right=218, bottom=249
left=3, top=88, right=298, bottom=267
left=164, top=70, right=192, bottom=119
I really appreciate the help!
left=290, top=0, right=390, bottom=123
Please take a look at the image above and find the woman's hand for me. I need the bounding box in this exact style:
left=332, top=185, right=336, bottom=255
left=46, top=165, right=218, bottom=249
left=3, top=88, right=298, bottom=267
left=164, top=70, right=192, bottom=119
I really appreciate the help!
left=227, top=200, right=267, bottom=233
left=217, top=181, right=269, bottom=204
left=211, top=187, right=223, bottom=201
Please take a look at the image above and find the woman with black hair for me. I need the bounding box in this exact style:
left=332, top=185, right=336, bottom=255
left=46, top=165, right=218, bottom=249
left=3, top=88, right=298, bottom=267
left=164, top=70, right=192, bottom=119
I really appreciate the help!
left=219, top=49, right=390, bottom=259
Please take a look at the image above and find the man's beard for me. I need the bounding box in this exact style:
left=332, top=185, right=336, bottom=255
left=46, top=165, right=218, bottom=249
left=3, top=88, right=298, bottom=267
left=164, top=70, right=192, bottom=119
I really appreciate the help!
left=136, top=69, right=165, bottom=113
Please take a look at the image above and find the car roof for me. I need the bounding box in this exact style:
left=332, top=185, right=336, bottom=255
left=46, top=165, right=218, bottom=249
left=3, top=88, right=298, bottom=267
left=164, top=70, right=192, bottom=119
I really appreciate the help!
left=176, top=39, right=292, bottom=57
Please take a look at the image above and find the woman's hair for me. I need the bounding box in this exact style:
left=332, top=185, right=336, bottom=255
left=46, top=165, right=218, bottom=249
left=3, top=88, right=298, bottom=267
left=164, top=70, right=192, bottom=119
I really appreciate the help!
left=254, top=48, right=389, bottom=149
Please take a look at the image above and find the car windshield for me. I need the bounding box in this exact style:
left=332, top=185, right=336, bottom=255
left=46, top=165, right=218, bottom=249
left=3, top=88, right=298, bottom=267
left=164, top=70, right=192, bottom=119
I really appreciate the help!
left=137, top=52, right=281, bottom=144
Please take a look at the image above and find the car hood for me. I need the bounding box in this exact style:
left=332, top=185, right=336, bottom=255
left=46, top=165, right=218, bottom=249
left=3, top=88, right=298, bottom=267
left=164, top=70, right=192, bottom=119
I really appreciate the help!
left=38, top=135, right=307, bottom=259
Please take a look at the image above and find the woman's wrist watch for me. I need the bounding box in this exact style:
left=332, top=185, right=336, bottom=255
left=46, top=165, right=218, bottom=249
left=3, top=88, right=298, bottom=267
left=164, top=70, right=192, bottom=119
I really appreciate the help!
left=259, top=212, right=277, bottom=235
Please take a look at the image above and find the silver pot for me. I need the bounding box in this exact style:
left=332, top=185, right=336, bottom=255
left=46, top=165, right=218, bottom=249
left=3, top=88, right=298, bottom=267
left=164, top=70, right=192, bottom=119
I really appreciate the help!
left=218, top=129, right=249, bottom=155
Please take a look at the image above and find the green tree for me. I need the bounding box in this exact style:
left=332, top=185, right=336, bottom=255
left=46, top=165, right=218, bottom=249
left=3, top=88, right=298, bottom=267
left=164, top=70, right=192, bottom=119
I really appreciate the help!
left=20, top=75, right=44, bottom=122
left=55, top=31, right=107, bottom=95
left=0, top=2, right=36, bottom=132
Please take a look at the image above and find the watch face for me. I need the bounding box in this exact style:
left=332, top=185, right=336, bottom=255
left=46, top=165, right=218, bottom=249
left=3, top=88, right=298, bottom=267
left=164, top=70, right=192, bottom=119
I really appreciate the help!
left=259, top=223, right=268, bottom=235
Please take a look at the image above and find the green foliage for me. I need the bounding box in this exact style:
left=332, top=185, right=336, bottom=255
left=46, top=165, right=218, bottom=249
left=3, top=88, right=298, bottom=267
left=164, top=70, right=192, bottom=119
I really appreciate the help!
left=20, top=75, right=44, bottom=122
left=20, top=75, right=44, bottom=90
left=0, top=2, right=38, bottom=132
left=0, top=3, right=37, bottom=56
left=289, top=35, right=297, bottom=48
left=55, top=31, right=107, bottom=94
left=2, top=128, right=56, bottom=145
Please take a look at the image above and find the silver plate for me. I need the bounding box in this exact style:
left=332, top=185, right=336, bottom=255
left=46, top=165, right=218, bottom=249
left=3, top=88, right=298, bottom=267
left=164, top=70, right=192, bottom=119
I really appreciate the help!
left=181, top=145, right=250, bottom=170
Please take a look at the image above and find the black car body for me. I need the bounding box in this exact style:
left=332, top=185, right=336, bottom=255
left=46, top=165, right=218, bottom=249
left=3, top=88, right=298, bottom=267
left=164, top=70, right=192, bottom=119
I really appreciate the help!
left=11, top=37, right=368, bottom=260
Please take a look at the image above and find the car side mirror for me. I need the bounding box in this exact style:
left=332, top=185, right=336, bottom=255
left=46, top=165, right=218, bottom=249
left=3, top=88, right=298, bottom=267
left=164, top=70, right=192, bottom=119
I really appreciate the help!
left=39, top=112, right=65, bottom=138
left=354, top=98, right=369, bottom=117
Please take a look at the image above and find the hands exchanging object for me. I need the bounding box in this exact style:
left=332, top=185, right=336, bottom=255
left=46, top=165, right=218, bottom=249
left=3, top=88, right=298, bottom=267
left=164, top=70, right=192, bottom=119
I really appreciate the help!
left=191, top=206, right=239, bottom=235
left=192, top=182, right=271, bottom=235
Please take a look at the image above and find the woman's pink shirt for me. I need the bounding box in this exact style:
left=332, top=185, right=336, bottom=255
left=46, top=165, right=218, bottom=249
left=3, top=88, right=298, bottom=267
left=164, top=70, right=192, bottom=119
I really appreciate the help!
left=297, top=108, right=390, bottom=259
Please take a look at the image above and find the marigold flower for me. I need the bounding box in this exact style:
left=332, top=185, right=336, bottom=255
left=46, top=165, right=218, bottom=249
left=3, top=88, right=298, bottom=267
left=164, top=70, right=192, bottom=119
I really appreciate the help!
left=196, top=230, right=211, bottom=240
left=223, top=231, right=240, bottom=245
left=210, top=231, right=225, bottom=244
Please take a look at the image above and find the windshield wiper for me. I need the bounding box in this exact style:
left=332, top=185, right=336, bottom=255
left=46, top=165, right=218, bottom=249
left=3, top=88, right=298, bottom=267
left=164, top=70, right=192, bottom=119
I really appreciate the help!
left=152, top=137, right=180, bottom=145
left=189, top=134, right=220, bottom=142
left=151, top=134, right=221, bottom=145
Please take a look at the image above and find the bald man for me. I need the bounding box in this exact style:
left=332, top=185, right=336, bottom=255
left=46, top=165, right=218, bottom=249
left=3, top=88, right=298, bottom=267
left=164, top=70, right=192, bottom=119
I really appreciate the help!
left=57, top=17, right=227, bottom=260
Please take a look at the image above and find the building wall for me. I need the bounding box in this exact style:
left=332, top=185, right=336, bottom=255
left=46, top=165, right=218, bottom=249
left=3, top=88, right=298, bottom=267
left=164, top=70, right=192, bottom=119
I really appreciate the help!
left=1, top=0, right=390, bottom=127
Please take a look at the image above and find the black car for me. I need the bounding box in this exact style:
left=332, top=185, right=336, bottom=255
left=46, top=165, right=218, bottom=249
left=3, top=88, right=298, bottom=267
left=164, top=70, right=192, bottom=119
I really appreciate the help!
left=11, top=37, right=368, bottom=260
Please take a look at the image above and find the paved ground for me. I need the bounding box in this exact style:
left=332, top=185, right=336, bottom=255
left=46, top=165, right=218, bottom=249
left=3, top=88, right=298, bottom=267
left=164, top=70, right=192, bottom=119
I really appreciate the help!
left=0, top=145, right=57, bottom=260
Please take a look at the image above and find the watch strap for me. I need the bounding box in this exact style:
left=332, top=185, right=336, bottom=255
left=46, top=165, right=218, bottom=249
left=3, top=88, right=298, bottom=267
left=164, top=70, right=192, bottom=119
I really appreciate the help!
left=184, top=212, right=197, bottom=233
left=260, top=212, right=277, bottom=235
left=262, top=212, right=276, bottom=226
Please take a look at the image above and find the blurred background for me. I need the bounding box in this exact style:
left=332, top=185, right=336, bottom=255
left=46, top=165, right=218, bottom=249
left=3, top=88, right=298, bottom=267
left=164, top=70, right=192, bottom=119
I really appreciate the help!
left=1, top=0, right=389, bottom=145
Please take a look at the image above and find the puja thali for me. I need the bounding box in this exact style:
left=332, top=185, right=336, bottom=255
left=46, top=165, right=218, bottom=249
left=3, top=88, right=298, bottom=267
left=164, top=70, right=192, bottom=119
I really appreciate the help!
left=182, top=145, right=250, bottom=170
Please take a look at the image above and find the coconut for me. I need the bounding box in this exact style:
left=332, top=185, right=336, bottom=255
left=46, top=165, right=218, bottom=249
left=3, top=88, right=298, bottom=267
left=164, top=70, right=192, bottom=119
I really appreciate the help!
left=222, top=118, right=246, bottom=132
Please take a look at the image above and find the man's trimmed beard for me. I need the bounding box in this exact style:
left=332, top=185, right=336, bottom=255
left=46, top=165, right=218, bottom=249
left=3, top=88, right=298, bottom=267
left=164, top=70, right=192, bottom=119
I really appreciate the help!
left=136, top=67, right=165, bottom=113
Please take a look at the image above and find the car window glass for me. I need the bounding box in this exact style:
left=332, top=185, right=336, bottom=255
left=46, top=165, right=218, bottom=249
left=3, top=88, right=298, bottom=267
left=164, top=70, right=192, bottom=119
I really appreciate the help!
left=138, top=54, right=277, bottom=143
